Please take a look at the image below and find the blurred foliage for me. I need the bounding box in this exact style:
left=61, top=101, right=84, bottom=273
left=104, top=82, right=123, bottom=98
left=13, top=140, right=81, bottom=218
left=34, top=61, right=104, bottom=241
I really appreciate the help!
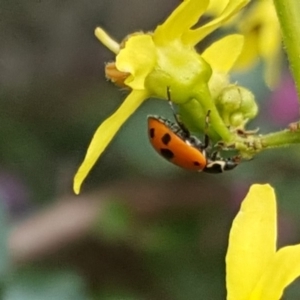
left=95, top=200, right=134, bottom=242
left=3, top=267, right=87, bottom=300
left=1, top=0, right=300, bottom=299
left=0, top=197, right=9, bottom=284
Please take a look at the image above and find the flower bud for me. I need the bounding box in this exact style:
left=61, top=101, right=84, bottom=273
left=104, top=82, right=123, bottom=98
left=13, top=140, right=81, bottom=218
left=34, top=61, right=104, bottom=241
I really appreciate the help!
left=216, top=85, right=258, bottom=129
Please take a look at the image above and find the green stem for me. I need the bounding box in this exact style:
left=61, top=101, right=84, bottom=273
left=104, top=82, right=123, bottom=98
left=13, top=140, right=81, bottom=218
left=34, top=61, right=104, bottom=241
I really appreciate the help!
left=273, top=0, right=300, bottom=102
left=179, top=99, right=220, bottom=142
left=260, top=129, right=300, bottom=149
left=194, top=84, right=234, bottom=143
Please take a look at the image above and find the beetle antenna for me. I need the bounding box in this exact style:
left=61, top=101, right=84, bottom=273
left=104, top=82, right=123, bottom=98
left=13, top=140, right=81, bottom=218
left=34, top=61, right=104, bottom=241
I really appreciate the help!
left=166, top=87, right=177, bottom=116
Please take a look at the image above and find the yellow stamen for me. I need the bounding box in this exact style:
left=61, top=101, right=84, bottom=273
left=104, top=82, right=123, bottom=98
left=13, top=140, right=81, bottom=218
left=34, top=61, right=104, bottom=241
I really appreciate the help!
left=95, top=27, right=120, bottom=54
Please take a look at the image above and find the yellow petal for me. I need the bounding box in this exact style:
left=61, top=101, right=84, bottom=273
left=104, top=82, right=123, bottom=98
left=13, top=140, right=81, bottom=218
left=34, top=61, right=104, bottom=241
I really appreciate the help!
left=154, top=0, right=209, bottom=45
left=259, top=23, right=281, bottom=88
left=226, top=184, right=277, bottom=300
left=183, top=0, right=250, bottom=45
left=202, top=34, right=244, bottom=73
left=263, top=48, right=281, bottom=89
left=207, top=0, right=229, bottom=16
left=116, top=34, right=156, bottom=90
left=233, top=31, right=259, bottom=70
left=73, top=90, right=148, bottom=194
left=257, top=1, right=279, bottom=61
left=249, top=245, right=300, bottom=300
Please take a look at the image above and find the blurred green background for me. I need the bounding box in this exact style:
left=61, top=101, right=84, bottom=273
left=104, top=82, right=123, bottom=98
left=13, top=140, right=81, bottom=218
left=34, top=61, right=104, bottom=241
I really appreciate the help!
left=1, top=0, right=300, bottom=299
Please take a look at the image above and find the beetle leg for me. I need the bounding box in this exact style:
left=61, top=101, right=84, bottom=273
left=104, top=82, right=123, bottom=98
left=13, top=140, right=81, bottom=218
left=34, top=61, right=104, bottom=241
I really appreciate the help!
left=202, top=110, right=211, bottom=150
left=166, top=87, right=190, bottom=138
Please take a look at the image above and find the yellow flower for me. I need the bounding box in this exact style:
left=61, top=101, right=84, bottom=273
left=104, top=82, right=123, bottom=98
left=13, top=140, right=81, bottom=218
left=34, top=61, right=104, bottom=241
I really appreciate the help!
left=208, top=0, right=281, bottom=87
left=73, top=0, right=250, bottom=194
left=226, top=184, right=300, bottom=300
left=235, top=0, right=281, bottom=87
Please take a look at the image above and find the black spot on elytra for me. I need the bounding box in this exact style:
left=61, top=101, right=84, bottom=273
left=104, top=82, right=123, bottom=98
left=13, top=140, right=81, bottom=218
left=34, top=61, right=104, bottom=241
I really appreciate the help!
left=149, top=128, right=155, bottom=138
left=160, top=148, right=174, bottom=160
left=193, top=161, right=201, bottom=166
left=161, top=133, right=171, bottom=145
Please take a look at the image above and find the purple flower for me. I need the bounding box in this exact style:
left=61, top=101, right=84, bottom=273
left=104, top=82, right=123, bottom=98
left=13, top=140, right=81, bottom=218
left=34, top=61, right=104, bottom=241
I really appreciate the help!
left=268, top=73, right=299, bottom=126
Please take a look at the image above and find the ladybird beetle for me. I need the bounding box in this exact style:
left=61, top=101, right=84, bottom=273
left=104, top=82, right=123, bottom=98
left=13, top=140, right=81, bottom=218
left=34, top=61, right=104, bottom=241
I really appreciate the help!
left=147, top=88, right=239, bottom=173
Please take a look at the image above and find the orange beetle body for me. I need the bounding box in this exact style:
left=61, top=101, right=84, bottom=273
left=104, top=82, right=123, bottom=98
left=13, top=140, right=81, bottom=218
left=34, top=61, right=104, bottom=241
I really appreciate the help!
left=148, top=115, right=239, bottom=173
left=148, top=116, right=207, bottom=171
